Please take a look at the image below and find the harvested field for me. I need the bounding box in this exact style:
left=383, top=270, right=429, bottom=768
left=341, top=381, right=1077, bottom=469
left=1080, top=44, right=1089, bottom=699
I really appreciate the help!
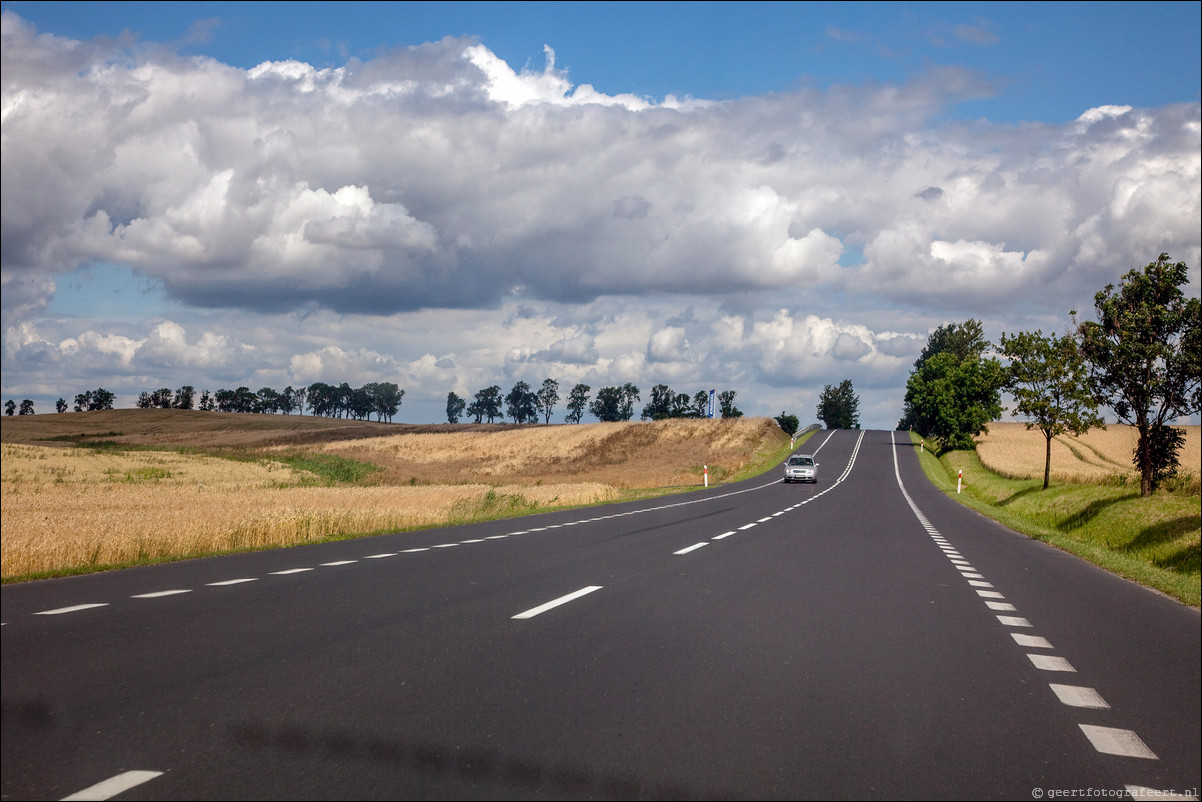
left=976, top=422, right=1201, bottom=490
left=1, top=410, right=790, bottom=579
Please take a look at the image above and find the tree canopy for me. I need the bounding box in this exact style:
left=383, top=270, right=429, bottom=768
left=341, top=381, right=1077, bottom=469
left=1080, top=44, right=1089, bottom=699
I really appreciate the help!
left=1076, top=253, right=1201, bottom=495
left=999, top=329, right=1103, bottom=489
left=817, top=380, right=859, bottom=429
left=900, top=319, right=1004, bottom=451
left=565, top=383, right=591, bottom=424
left=590, top=384, right=640, bottom=422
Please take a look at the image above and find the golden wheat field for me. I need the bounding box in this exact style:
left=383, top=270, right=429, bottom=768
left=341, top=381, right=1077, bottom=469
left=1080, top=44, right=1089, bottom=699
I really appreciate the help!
left=0, top=411, right=788, bottom=578
left=976, top=422, right=1201, bottom=489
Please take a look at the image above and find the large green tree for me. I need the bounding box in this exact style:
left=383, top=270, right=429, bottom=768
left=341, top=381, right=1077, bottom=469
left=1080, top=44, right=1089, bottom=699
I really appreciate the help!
left=446, top=391, right=466, bottom=424
left=999, top=330, right=1104, bottom=489
left=506, top=381, right=538, bottom=424
left=641, top=384, right=675, bottom=420
left=901, top=319, right=1004, bottom=451
left=565, top=383, right=591, bottom=424
left=474, top=385, right=504, bottom=423
left=590, top=383, right=640, bottom=421
left=817, top=380, right=860, bottom=429
left=537, top=379, right=560, bottom=424
left=1076, top=254, right=1201, bottom=495
left=718, top=389, right=742, bottom=418
left=774, top=411, right=800, bottom=437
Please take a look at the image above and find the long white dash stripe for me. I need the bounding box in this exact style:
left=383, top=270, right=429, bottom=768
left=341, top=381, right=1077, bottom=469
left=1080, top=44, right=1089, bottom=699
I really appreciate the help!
left=1012, top=633, right=1054, bottom=648
left=321, top=560, right=357, bottom=566
left=207, top=578, right=258, bottom=585
left=674, top=543, right=708, bottom=555
left=738, top=523, right=757, bottom=530
left=271, top=568, right=312, bottom=575
left=1048, top=684, right=1110, bottom=709
left=1027, top=654, right=1076, bottom=672
left=60, top=770, right=163, bottom=801
left=131, top=590, right=191, bottom=598
left=512, top=586, right=603, bottom=619
left=364, top=553, right=396, bottom=559
left=35, top=604, right=108, bottom=615
left=1078, top=725, right=1158, bottom=759
left=713, top=531, right=736, bottom=540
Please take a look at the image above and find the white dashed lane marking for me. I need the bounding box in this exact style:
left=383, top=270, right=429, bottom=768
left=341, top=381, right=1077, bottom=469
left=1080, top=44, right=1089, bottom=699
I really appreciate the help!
left=1049, top=684, right=1110, bottom=709
left=889, top=430, right=1162, bottom=775
left=671, top=430, right=865, bottom=555
left=1078, top=725, right=1158, bottom=759
left=511, top=586, right=603, bottom=620
left=34, top=603, right=108, bottom=616
left=60, top=770, right=163, bottom=801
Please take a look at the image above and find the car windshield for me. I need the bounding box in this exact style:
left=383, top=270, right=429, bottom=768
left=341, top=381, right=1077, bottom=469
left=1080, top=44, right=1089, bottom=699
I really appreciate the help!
left=789, top=457, right=813, bottom=466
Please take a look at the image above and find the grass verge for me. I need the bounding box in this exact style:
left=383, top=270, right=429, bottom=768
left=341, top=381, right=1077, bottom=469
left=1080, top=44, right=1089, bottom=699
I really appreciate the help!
left=908, top=431, right=1200, bottom=607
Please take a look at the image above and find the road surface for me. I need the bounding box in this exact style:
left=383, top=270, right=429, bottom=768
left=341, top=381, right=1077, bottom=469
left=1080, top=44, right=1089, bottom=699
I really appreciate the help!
left=2, top=429, right=1198, bottom=800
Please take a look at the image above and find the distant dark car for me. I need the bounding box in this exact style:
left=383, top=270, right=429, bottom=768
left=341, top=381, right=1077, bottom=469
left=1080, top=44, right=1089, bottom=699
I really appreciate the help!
left=783, top=454, right=818, bottom=483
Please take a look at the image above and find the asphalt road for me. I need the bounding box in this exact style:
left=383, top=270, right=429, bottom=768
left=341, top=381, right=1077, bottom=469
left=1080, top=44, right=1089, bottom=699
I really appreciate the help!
left=2, top=429, right=1198, bottom=800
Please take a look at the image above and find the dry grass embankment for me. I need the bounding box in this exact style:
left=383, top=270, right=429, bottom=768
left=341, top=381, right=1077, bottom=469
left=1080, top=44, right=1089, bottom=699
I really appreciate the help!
left=1, top=410, right=790, bottom=580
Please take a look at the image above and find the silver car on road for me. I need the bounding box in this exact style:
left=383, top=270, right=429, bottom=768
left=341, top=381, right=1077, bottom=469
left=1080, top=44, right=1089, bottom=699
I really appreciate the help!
left=783, top=454, right=818, bottom=483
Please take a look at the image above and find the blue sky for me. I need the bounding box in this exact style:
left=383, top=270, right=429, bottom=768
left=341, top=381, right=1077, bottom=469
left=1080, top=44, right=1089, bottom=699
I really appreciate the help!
left=2, top=2, right=1199, bottom=428
left=8, top=1, right=1199, bottom=121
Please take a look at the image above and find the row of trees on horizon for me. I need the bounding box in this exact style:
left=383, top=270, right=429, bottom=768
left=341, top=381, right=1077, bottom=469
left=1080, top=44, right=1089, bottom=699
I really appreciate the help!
left=4, top=380, right=750, bottom=426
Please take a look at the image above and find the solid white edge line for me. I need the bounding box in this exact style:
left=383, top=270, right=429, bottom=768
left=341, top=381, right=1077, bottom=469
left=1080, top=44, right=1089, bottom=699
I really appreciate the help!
left=512, top=586, right=603, bottom=619
left=61, top=770, right=163, bottom=801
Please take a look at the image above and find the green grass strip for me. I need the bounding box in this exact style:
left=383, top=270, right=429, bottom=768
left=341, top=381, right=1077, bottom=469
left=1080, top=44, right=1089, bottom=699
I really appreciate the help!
left=907, top=431, right=1199, bottom=607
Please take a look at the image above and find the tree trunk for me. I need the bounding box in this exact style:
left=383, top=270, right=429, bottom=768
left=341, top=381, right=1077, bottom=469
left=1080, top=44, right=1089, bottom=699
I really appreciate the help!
left=1137, top=420, right=1154, bottom=497
left=1043, top=430, right=1052, bottom=490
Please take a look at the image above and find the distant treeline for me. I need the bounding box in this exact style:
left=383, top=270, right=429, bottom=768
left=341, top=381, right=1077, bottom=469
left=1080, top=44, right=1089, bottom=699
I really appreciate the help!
left=446, top=381, right=742, bottom=424
left=6, top=381, right=746, bottom=425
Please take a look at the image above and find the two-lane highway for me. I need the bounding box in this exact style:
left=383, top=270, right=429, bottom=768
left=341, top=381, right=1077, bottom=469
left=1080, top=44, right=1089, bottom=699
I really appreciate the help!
left=2, top=429, right=1197, bottom=800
